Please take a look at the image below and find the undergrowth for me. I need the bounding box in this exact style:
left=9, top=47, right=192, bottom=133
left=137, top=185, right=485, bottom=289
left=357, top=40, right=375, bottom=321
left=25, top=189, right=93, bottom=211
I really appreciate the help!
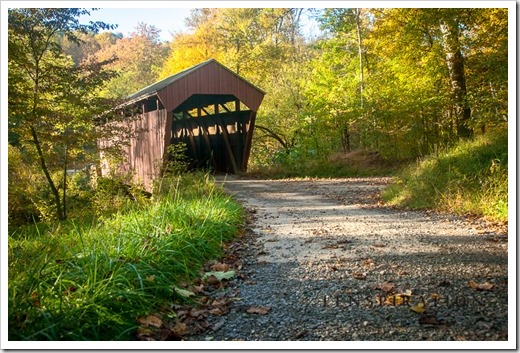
left=382, top=130, right=508, bottom=223
left=248, top=150, right=398, bottom=179
left=8, top=173, right=243, bottom=340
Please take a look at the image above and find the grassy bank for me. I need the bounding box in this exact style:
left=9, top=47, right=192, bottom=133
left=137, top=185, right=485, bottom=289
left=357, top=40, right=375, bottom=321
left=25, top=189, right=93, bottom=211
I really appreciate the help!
left=248, top=150, right=398, bottom=179
left=382, top=130, right=508, bottom=223
left=8, top=174, right=243, bottom=340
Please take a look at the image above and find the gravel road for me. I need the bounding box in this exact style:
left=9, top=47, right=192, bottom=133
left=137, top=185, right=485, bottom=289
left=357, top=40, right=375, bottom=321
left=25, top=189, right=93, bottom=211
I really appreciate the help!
left=189, top=177, right=509, bottom=342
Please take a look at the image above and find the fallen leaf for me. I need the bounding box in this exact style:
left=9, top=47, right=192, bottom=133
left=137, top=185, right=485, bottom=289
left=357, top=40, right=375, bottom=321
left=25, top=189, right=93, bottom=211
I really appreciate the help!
left=246, top=306, right=270, bottom=315
left=211, top=299, right=229, bottom=307
left=198, top=296, right=210, bottom=305
left=380, top=282, right=395, bottom=293
left=191, top=284, right=205, bottom=294
left=171, top=322, right=188, bottom=336
left=211, top=262, right=230, bottom=272
left=174, top=286, right=195, bottom=298
left=205, top=275, right=219, bottom=285
left=202, top=271, right=236, bottom=281
left=209, top=308, right=224, bottom=316
left=353, top=272, right=367, bottom=280
left=190, top=309, right=207, bottom=319
left=136, top=326, right=155, bottom=340
left=362, top=258, right=375, bottom=267
left=468, top=281, right=494, bottom=291
left=410, top=302, right=426, bottom=314
left=137, top=314, right=163, bottom=328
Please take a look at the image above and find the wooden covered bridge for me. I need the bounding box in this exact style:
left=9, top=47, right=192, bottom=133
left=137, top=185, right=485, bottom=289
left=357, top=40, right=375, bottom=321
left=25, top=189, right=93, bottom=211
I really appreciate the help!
left=99, top=59, right=265, bottom=190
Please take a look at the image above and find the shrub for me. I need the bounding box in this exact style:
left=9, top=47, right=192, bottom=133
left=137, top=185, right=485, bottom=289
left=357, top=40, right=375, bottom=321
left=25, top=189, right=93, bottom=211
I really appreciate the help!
left=8, top=145, right=49, bottom=225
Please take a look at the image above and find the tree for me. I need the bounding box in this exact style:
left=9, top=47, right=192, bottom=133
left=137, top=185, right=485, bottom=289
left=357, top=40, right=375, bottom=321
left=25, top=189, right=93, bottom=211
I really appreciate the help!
left=311, top=8, right=506, bottom=160
left=438, top=9, right=473, bottom=138
left=463, top=8, right=508, bottom=132
left=60, top=31, right=122, bottom=66
left=309, top=8, right=373, bottom=154
left=96, top=22, right=169, bottom=98
left=8, top=8, right=117, bottom=220
left=158, top=29, right=223, bottom=79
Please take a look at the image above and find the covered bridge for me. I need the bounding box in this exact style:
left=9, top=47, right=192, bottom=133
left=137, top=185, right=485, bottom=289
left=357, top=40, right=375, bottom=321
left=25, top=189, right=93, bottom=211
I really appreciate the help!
left=99, top=59, right=265, bottom=190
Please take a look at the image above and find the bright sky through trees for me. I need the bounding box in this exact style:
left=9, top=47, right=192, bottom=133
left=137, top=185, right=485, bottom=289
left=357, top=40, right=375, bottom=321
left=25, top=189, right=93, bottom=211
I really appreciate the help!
left=79, top=7, right=322, bottom=42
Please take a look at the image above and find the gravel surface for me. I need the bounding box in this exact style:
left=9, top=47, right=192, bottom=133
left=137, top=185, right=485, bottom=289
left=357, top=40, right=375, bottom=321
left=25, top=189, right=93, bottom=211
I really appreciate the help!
left=188, top=177, right=509, bottom=342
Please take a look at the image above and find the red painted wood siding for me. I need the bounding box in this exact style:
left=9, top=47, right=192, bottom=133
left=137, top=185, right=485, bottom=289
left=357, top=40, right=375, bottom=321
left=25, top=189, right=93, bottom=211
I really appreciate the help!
left=157, top=61, right=264, bottom=113
left=100, top=109, right=169, bottom=191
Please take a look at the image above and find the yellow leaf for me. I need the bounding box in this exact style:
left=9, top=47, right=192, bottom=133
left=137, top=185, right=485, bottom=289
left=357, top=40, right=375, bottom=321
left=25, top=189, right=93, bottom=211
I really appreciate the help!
left=410, top=302, right=425, bottom=314
left=468, top=280, right=494, bottom=291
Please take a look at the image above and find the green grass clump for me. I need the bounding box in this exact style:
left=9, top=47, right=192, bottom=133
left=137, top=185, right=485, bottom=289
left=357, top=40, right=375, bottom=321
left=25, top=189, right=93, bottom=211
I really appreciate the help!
left=8, top=173, right=243, bottom=340
left=382, top=130, right=508, bottom=222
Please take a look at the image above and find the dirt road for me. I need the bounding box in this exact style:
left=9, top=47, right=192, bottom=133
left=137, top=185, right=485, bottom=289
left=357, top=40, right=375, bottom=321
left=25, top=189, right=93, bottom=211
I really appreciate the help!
left=193, top=177, right=508, bottom=342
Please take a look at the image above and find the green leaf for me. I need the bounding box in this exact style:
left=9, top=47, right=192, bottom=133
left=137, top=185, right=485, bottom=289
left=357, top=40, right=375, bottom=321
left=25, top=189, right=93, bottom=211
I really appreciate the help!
left=202, top=271, right=236, bottom=281
left=173, top=286, right=195, bottom=298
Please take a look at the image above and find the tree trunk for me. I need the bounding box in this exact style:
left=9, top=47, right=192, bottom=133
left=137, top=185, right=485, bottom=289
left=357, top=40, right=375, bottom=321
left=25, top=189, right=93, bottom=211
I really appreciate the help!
left=62, top=145, right=68, bottom=220
left=440, top=19, right=473, bottom=138
left=30, top=125, right=66, bottom=220
left=353, top=8, right=364, bottom=109
left=342, top=126, right=351, bottom=153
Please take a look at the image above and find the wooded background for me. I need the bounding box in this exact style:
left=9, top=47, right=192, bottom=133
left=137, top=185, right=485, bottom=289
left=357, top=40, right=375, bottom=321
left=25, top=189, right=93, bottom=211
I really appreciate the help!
left=67, top=8, right=507, bottom=164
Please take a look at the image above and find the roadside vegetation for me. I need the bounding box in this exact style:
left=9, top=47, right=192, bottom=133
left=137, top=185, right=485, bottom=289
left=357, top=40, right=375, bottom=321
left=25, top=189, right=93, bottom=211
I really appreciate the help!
left=383, top=129, right=508, bottom=223
left=8, top=172, right=243, bottom=340
left=248, top=149, right=398, bottom=179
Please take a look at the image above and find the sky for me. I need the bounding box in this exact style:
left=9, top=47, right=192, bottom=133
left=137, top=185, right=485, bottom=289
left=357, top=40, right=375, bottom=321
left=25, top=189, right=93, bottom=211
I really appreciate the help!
left=79, top=8, right=194, bottom=42
left=79, top=7, right=322, bottom=42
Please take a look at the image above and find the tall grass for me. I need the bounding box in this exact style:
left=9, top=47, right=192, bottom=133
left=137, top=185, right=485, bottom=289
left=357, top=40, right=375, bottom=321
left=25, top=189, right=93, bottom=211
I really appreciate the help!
left=382, top=130, right=508, bottom=223
left=8, top=173, right=243, bottom=340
